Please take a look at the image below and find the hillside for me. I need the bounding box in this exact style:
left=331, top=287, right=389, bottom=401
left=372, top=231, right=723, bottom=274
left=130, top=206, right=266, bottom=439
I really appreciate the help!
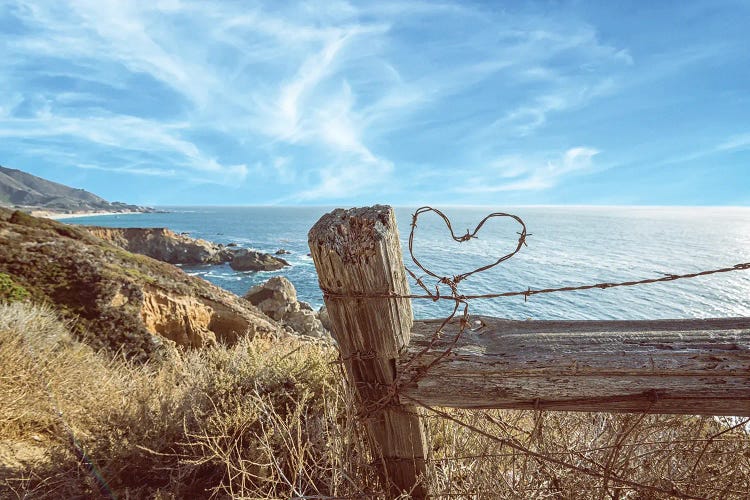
left=0, top=208, right=281, bottom=360
left=0, top=165, right=152, bottom=214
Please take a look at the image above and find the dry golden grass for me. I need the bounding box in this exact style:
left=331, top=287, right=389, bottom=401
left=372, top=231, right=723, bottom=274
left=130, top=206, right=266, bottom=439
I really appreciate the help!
left=0, top=301, right=376, bottom=498
left=2, top=301, right=750, bottom=499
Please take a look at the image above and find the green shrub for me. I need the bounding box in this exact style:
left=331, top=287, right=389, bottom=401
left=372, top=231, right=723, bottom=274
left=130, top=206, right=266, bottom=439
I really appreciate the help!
left=0, top=272, right=29, bottom=302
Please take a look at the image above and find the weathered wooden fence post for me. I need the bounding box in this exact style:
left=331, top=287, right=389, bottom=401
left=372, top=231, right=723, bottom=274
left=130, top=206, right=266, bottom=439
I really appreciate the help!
left=308, top=205, right=428, bottom=498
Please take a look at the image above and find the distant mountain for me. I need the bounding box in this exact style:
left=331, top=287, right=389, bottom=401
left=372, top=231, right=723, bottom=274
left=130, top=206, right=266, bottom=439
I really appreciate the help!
left=0, top=165, right=153, bottom=214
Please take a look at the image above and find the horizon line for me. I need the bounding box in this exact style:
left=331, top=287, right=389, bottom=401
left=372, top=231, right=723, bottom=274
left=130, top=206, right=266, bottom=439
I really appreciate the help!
left=151, top=203, right=750, bottom=209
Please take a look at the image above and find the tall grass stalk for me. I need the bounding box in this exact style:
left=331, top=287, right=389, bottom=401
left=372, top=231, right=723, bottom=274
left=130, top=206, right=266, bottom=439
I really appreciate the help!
left=2, top=302, right=749, bottom=498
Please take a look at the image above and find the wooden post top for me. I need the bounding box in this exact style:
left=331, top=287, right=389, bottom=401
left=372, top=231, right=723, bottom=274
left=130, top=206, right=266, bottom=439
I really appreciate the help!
left=308, top=205, right=414, bottom=356
left=309, top=205, right=393, bottom=245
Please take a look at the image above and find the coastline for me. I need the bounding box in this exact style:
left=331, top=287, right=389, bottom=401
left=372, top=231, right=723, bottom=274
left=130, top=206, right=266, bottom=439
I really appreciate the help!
left=32, top=210, right=151, bottom=220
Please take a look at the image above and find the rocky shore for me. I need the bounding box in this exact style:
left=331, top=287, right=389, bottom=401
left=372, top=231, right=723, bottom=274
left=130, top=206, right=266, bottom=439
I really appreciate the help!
left=0, top=209, right=322, bottom=362
left=86, top=226, right=290, bottom=270
left=230, top=248, right=289, bottom=271
left=83, top=225, right=323, bottom=336
left=86, top=226, right=234, bottom=265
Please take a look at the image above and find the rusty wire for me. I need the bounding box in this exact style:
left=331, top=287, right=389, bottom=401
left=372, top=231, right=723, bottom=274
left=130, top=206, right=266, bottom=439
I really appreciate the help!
left=319, top=205, right=750, bottom=499
left=407, top=206, right=529, bottom=286
left=402, top=394, right=710, bottom=500
left=397, top=207, right=750, bottom=412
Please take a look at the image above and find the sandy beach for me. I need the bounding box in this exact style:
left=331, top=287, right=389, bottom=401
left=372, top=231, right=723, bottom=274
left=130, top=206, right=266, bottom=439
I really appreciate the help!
left=31, top=210, right=150, bottom=220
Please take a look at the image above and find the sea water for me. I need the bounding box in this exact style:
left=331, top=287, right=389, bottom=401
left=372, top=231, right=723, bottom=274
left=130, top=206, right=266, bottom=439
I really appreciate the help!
left=60, top=206, right=750, bottom=320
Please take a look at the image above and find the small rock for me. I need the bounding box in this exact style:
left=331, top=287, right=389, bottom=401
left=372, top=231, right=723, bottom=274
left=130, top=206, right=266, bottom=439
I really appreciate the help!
left=230, top=249, right=289, bottom=272
left=275, top=248, right=291, bottom=255
left=244, top=276, right=298, bottom=321
left=318, top=305, right=332, bottom=332
left=244, top=277, right=329, bottom=338
left=285, top=309, right=325, bottom=338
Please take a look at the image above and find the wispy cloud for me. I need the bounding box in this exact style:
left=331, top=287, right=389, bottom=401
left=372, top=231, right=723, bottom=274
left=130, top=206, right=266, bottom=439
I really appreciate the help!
left=76, top=163, right=180, bottom=178
left=0, top=1, right=624, bottom=198
left=0, top=114, right=247, bottom=182
left=494, top=80, right=616, bottom=136
left=0, top=1, right=745, bottom=204
left=458, top=147, right=600, bottom=193
left=641, top=131, right=750, bottom=170
left=717, top=133, right=750, bottom=152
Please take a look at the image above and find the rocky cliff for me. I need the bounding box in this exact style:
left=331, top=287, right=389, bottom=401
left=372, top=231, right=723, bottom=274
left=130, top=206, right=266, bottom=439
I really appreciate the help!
left=86, top=226, right=234, bottom=265
left=0, top=208, right=281, bottom=361
left=87, top=226, right=290, bottom=270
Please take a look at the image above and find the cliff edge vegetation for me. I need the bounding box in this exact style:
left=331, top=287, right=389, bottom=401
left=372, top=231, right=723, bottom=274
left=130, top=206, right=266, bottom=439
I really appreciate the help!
left=0, top=208, right=279, bottom=360
left=0, top=301, right=349, bottom=499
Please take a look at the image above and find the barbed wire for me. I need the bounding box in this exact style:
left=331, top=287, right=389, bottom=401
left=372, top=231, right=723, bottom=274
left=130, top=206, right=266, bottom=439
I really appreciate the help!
left=402, top=394, right=711, bottom=499
left=320, top=205, right=750, bottom=499
left=404, top=260, right=750, bottom=303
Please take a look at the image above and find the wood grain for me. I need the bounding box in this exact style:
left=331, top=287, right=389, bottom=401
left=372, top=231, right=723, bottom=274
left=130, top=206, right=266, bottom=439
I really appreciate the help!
left=308, top=205, right=429, bottom=498
left=400, top=316, right=750, bottom=415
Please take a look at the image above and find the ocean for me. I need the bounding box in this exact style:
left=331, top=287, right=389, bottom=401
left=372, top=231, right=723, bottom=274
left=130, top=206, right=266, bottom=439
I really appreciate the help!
left=59, top=206, right=750, bottom=321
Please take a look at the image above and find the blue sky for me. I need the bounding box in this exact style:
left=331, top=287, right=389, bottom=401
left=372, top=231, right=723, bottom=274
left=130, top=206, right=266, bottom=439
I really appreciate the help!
left=0, top=0, right=748, bottom=206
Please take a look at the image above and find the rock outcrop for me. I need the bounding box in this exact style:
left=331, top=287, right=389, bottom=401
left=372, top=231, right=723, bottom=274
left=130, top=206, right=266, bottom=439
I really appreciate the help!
left=230, top=249, right=289, bottom=271
left=244, top=277, right=329, bottom=338
left=87, top=226, right=234, bottom=265
left=87, top=227, right=290, bottom=271
left=317, top=305, right=332, bottom=332
left=0, top=209, right=281, bottom=360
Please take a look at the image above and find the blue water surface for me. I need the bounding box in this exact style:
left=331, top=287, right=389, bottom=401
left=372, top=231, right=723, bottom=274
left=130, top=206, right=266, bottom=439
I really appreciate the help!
left=60, top=206, right=750, bottom=320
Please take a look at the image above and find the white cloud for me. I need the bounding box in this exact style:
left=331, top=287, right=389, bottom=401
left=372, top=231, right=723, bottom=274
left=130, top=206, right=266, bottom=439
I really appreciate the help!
left=0, top=114, right=246, bottom=183
left=459, top=147, right=600, bottom=193
left=76, top=163, right=179, bottom=178
left=67, top=0, right=217, bottom=105
left=492, top=78, right=617, bottom=136
left=269, top=33, right=351, bottom=141
left=295, top=156, right=395, bottom=200
left=1, top=0, right=632, bottom=200
left=643, top=131, right=750, bottom=170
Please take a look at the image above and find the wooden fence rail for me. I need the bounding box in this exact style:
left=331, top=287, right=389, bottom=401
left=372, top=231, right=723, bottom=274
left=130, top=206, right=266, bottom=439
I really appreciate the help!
left=308, top=205, right=750, bottom=498
left=402, top=316, right=750, bottom=415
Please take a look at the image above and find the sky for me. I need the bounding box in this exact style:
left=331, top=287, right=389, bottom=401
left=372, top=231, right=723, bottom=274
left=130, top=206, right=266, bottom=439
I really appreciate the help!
left=0, top=0, right=748, bottom=207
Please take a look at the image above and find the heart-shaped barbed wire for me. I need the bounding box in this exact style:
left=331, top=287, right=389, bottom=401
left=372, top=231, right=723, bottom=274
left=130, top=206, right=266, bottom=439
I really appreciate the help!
left=406, top=206, right=529, bottom=298
left=393, top=207, right=531, bottom=405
